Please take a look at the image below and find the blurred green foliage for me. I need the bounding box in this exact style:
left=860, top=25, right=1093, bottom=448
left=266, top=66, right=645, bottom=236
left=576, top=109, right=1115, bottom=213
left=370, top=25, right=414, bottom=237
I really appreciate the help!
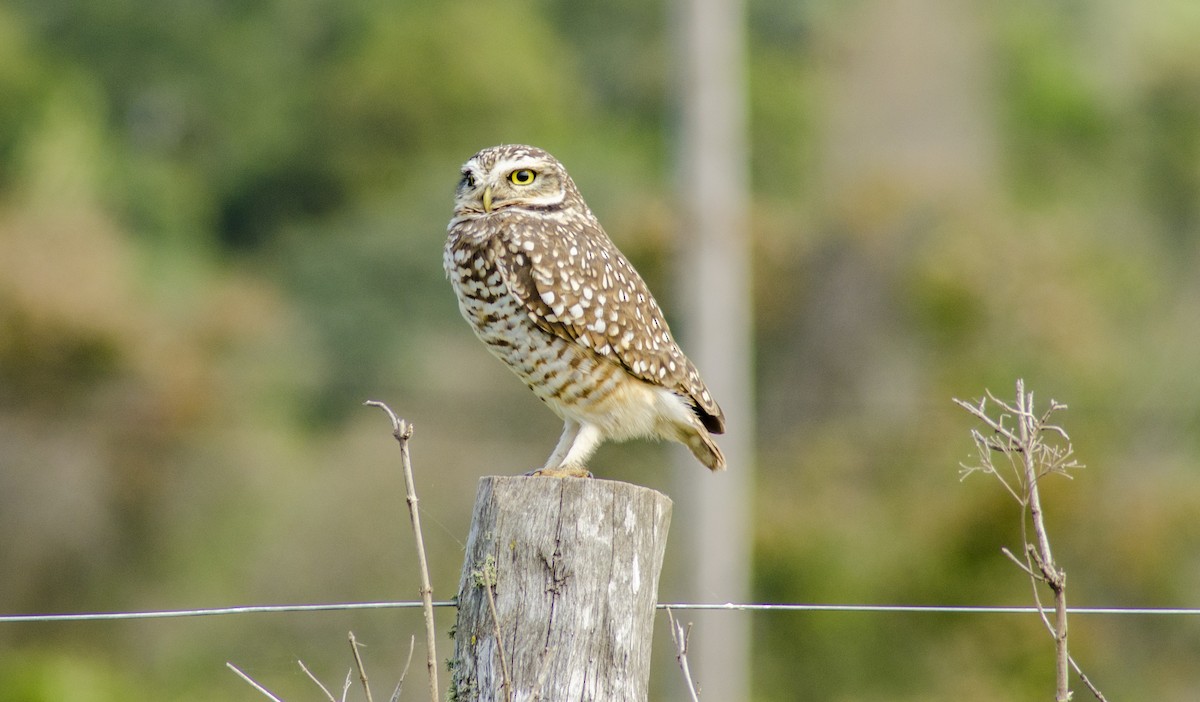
left=1, top=0, right=1199, bottom=699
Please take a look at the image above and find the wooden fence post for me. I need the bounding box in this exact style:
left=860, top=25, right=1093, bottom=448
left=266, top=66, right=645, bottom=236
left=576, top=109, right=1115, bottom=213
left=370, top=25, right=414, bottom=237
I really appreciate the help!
left=450, top=476, right=673, bottom=702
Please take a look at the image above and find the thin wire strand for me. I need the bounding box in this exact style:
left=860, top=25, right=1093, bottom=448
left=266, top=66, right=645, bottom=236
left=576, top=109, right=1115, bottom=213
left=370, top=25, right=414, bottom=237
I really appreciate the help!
left=2, top=601, right=1198, bottom=623
left=0, top=601, right=457, bottom=622
left=655, top=603, right=1200, bottom=615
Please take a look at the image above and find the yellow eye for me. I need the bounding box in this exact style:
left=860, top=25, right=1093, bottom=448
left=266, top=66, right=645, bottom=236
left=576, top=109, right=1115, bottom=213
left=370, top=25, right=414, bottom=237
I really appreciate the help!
left=509, top=169, right=536, bottom=185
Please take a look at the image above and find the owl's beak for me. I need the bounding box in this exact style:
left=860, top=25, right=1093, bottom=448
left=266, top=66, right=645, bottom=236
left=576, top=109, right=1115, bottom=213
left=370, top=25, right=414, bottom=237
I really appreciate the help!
left=482, top=185, right=493, bottom=213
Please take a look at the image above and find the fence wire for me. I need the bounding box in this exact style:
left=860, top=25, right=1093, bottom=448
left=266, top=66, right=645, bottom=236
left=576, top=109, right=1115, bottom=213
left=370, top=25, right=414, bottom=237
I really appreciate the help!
left=3, top=601, right=1198, bottom=623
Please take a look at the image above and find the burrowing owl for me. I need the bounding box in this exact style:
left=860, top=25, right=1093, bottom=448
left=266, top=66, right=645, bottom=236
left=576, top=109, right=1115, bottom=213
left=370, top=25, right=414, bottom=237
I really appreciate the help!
left=445, top=144, right=725, bottom=477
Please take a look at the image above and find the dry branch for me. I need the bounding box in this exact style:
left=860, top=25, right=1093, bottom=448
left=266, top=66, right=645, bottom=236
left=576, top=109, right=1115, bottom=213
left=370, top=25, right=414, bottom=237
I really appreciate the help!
left=666, top=608, right=701, bottom=702
left=955, top=379, right=1105, bottom=701
left=228, top=404, right=439, bottom=701
left=365, top=401, right=440, bottom=702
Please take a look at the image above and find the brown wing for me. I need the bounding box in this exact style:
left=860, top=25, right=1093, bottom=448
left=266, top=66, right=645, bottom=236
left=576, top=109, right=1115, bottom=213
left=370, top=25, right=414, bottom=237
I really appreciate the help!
left=490, top=219, right=725, bottom=434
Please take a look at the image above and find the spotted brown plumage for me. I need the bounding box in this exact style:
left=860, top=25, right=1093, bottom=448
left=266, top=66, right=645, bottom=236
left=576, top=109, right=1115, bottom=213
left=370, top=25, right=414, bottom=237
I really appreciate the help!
left=444, top=144, right=725, bottom=476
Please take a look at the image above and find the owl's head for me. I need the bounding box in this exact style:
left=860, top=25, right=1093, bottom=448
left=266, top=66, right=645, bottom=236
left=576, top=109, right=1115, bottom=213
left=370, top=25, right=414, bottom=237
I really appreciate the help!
left=452, top=145, right=583, bottom=219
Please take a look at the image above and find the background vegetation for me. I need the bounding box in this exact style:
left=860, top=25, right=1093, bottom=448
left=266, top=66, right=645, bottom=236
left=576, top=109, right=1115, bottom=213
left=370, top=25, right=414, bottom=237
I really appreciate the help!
left=1, top=0, right=1199, bottom=699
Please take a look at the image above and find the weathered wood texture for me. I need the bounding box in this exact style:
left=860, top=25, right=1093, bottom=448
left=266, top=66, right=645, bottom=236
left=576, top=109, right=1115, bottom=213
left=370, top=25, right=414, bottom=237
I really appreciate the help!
left=450, top=476, right=673, bottom=702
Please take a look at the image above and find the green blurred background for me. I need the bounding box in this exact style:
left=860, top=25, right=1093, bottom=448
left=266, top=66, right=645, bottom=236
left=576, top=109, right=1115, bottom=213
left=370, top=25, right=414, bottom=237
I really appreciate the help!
left=1, top=0, right=1199, bottom=699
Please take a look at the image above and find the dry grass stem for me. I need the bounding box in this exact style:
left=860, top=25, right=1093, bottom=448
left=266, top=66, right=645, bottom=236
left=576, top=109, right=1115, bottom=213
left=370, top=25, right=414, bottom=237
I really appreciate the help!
left=666, top=608, right=701, bottom=702
left=297, top=659, right=340, bottom=702
left=227, top=404, right=439, bottom=701
left=349, top=631, right=374, bottom=702
left=365, top=401, right=440, bottom=702
left=388, top=634, right=417, bottom=702
left=226, top=662, right=286, bottom=702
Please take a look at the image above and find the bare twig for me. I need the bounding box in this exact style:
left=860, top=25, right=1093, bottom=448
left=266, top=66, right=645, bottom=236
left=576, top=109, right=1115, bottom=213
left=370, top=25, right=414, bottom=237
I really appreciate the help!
left=389, top=635, right=417, bottom=702
left=349, top=631, right=375, bottom=702
left=365, top=401, right=440, bottom=702
left=227, top=662, right=286, bottom=702
left=474, top=558, right=513, bottom=702
left=1000, top=546, right=1037, bottom=578
left=1072, top=657, right=1109, bottom=702
left=486, top=587, right=511, bottom=702
left=666, top=608, right=701, bottom=702
left=298, top=659, right=340, bottom=702
left=955, top=380, right=1104, bottom=701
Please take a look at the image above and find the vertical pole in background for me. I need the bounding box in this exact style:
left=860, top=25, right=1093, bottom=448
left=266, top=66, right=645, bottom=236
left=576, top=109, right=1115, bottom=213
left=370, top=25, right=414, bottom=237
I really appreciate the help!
left=673, top=0, right=754, bottom=698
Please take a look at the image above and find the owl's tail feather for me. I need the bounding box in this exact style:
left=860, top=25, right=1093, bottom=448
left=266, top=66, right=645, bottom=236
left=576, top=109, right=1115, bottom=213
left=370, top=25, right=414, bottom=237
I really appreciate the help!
left=684, top=427, right=726, bottom=472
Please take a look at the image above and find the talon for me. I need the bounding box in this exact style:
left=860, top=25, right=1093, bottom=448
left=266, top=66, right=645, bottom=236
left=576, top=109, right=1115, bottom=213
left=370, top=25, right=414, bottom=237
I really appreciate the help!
left=524, top=466, right=593, bottom=479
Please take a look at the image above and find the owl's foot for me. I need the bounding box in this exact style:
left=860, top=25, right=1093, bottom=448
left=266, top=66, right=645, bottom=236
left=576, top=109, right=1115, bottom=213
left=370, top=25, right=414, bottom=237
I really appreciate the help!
left=524, top=466, right=593, bottom=479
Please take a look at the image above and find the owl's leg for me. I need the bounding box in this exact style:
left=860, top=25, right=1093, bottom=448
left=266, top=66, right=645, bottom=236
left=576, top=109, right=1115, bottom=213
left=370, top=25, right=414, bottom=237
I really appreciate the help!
left=543, top=419, right=580, bottom=470
left=526, top=420, right=597, bottom=478
left=556, top=423, right=603, bottom=473
left=526, top=420, right=582, bottom=475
